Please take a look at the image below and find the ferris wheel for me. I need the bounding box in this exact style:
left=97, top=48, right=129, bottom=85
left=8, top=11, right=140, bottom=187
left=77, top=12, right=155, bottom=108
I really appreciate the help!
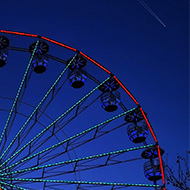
left=0, top=30, right=165, bottom=190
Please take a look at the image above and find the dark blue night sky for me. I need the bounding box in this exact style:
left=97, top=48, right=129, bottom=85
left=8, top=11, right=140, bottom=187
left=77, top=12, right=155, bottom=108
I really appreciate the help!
left=0, top=0, right=188, bottom=189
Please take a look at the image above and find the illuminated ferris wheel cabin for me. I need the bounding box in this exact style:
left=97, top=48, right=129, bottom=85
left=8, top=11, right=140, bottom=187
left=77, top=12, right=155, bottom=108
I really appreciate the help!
left=0, top=36, right=9, bottom=67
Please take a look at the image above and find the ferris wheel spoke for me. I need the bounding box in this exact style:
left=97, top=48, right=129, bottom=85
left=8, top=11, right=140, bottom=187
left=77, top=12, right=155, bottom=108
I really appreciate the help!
left=0, top=107, right=134, bottom=174
left=0, top=177, right=161, bottom=189
left=0, top=144, right=153, bottom=178
left=0, top=181, right=26, bottom=190
left=54, top=93, right=102, bottom=134
left=0, top=187, right=6, bottom=190
left=0, top=40, right=40, bottom=151
left=0, top=184, right=7, bottom=190
left=11, top=157, right=143, bottom=181
left=0, top=101, right=72, bottom=166
left=25, top=94, right=102, bottom=159
left=1, top=75, right=68, bottom=162
left=38, top=121, right=128, bottom=166
left=0, top=54, right=78, bottom=161
left=14, top=77, right=68, bottom=144
left=0, top=77, right=110, bottom=169
left=0, top=97, right=74, bottom=164
left=0, top=69, right=33, bottom=156
left=5, top=84, right=106, bottom=168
